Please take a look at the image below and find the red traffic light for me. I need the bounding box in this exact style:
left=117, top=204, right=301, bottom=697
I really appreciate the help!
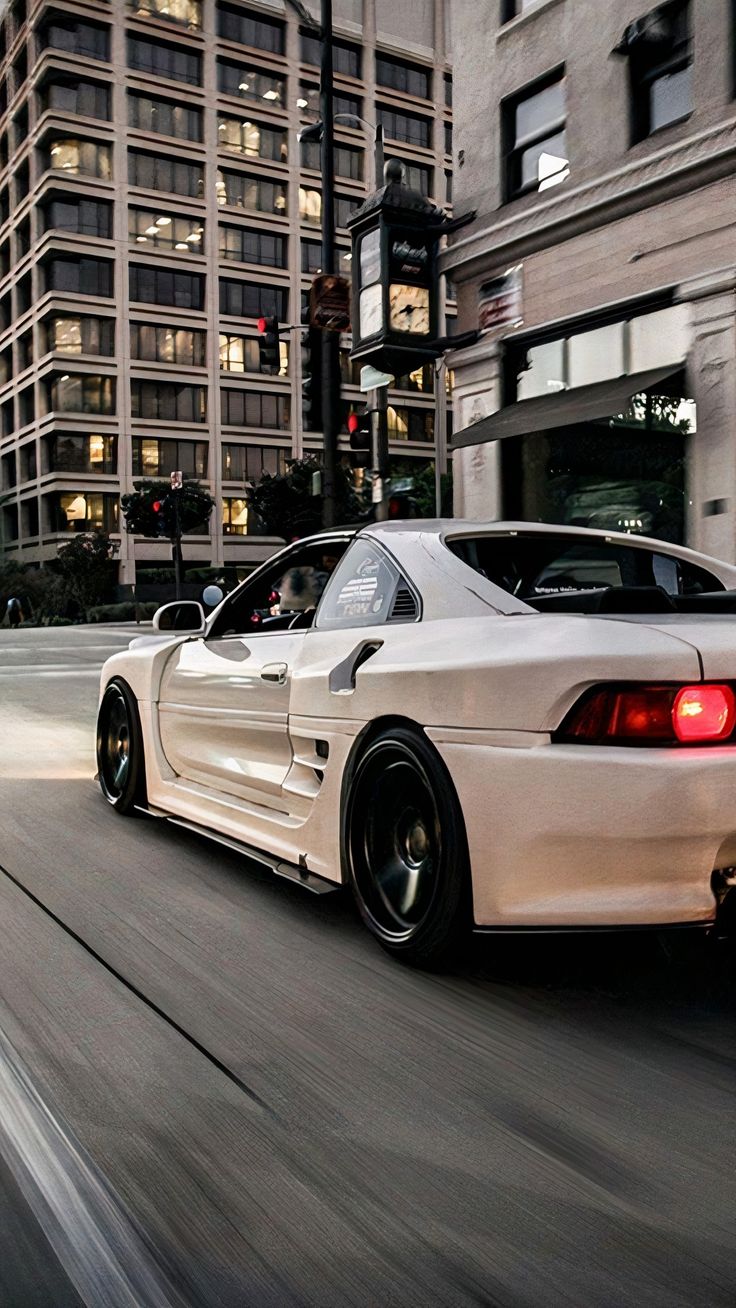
left=152, top=500, right=162, bottom=512
left=257, top=316, right=267, bottom=334
left=347, top=413, right=360, bottom=435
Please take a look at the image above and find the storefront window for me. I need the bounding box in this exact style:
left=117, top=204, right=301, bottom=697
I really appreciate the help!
left=505, top=384, right=693, bottom=544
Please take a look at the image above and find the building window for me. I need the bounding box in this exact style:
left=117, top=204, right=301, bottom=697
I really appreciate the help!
left=46, top=433, right=116, bottom=474
left=131, top=324, right=206, bottom=366
left=40, top=78, right=110, bottom=120
left=48, top=373, right=115, bottom=415
left=129, top=265, right=204, bottom=310
left=300, top=240, right=350, bottom=276
left=444, top=122, right=452, bottom=154
left=43, top=198, right=112, bottom=237
left=240, top=443, right=285, bottom=482
left=217, top=3, right=285, bottom=54
left=334, top=144, right=363, bottom=181
left=219, top=333, right=288, bottom=374
left=216, top=169, right=287, bottom=213
left=218, top=226, right=286, bottom=266
left=222, top=443, right=286, bottom=482
left=392, top=363, right=434, bottom=393
left=132, top=437, right=208, bottom=477
left=20, top=444, right=37, bottom=483
left=335, top=195, right=360, bottom=228
left=40, top=16, right=109, bottom=62
left=44, top=257, right=113, bottom=297
left=297, top=83, right=361, bottom=121
left=128, top=92, right=202, bottom=142
left=376, top=54, right=430, bottom=99
left=52, top=493, right=118, bottom=534
left=46, top=316, right=115, bottom=356
left=376, top=106, right=431, bottom=149
left=621, top=2, right=692, bottom=141
left=222, top=497, right=249, bottom=534
left=126, top=0, right=203, bottom=31
left=396, top=161, right=432, bottom=196
left=129, top=209, right=205, bottom=252
left=130, top=380, right=207, bottom=422
left=217, top=116, right=287, bottom=162
left=217, top=60, right=285, bottom=107
left=502, top=0, right=546, bottom=18
left=46, top=139, right=112, bottom=179
left=300, top=138, right=322, bottom=171
left=298, top=185, right=322, bottom=226
left=128, top=150, right=204, bottom=198
left=127, top=34, right=202, bottom=86
left=219, top=279, right=287, bottom=319
left=221, top=389, right=291, bottom=429
left=300, top=32, right=361, bottom=78
left=503, top=69, right=568, bottom=199
left=386, top=406, right=434, bottom=442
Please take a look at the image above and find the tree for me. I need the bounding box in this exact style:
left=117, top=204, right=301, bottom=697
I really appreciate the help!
left=53, top=531, right=119, bottom=617
left=121, top=479, right=215, bottom=598
left=246, top=457, right=365, bottom=540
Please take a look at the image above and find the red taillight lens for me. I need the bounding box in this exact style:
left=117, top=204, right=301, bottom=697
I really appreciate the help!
left=673, top=685, right=736, bottom=742
left=555, top=683, right=736, bottom=746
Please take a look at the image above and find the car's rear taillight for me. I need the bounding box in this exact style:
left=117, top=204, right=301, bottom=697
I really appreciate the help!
left=554, top=683, right=736, bottom=746
left=672, top=685, right=736, bottom=741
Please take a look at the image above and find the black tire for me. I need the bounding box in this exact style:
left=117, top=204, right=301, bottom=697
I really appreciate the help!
left=345, top=725, right=471, bottom=968
left=96, top=679, right=146, bottom=815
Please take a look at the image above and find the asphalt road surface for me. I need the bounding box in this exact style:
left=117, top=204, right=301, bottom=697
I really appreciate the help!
left=0, top=624, right=734, bottom=1307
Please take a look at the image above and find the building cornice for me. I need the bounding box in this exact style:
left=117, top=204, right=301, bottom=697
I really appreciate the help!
left=442, top=117, right=736, bottom=282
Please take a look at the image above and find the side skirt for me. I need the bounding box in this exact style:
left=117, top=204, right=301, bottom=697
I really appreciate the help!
left=134, top=805, right=338, bottom=896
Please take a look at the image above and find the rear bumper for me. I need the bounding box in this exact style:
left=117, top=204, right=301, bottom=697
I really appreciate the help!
left=430, top=734, right=736, bottom=928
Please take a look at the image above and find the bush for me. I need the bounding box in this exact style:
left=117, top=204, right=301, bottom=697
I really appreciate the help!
left=47, top=616, right=74, bottom=627
left=86, top=601, right=159, bottom=623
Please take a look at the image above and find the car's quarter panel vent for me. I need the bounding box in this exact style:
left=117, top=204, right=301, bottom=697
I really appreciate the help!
left=389, top=583, right=418, bottom=621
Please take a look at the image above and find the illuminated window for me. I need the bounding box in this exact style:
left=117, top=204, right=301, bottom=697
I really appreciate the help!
left=128, top=208, right=204, bottom=252
left=222, top=497, right=248, bottom=534
left=217, top=169, right=287, bottom=214
left=218, top=116, right=287, bottom=161
left=298, top=187, right=321, bottom=226
left=219, top=333, right=288, bottom=375
left=218, top=61, right=285, bottom=106
left=127, top=0, right=203, bottom=31
left=47, top=139, right=111, bottom=179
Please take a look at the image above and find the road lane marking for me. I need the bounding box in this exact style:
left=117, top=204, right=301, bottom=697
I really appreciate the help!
left=0, top=860, right=275, bottom=1118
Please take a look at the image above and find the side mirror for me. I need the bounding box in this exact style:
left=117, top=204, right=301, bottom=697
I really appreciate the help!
left=153, top=601, right=206, bottom=634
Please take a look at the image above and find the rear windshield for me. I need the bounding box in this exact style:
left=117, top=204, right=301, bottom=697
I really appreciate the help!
left=446, top=533, right=725, bottom=610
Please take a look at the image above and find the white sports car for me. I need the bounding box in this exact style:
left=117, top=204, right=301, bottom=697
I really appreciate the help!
left=97, top=520, right=736, bottom=966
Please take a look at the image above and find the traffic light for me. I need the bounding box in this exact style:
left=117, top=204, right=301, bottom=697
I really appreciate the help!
left=387, top=492, right=417, bottom=519
left=301, top=308, right=323, bottom=431
left=347, top=409, right=372, bottom=469
left=257, top=315, right=280, bottom=374
left=150, top=497, right=168, bottom=536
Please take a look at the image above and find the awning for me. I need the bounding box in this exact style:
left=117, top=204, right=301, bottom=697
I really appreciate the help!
left=452, top=365, right=682, bottom=449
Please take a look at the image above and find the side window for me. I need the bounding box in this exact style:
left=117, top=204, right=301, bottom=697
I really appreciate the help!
left=209, top=541, right=348, bottom=637
left=316, top=538, right=417, bottom=630
left=657, top=554, right=724, bottom=596
left=529, top=545, right=624, bottom=595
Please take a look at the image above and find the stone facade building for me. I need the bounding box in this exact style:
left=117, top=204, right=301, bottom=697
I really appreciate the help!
left=445, top=0, right=736, bottom=560
left=0, top=0, right=452, bottom=582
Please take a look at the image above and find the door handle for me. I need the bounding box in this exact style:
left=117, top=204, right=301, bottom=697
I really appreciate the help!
left=261, top=662, right=288, bottom=685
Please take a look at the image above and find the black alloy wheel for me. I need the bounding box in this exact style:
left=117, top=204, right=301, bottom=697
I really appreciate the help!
left=345, top=726, right=470, bottom=967
left=96, top=679, right=145, bottom=815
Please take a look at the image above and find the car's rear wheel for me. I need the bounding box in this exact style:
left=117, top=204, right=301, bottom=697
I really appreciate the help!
left=345, top=726, right=470, bottom=967
left=96, top=679, right=145, bottom=815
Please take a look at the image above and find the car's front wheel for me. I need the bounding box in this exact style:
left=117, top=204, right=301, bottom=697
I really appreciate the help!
left=345, top=726, right=470, bottom=968
left=96, top=679, right=146, bottom=815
